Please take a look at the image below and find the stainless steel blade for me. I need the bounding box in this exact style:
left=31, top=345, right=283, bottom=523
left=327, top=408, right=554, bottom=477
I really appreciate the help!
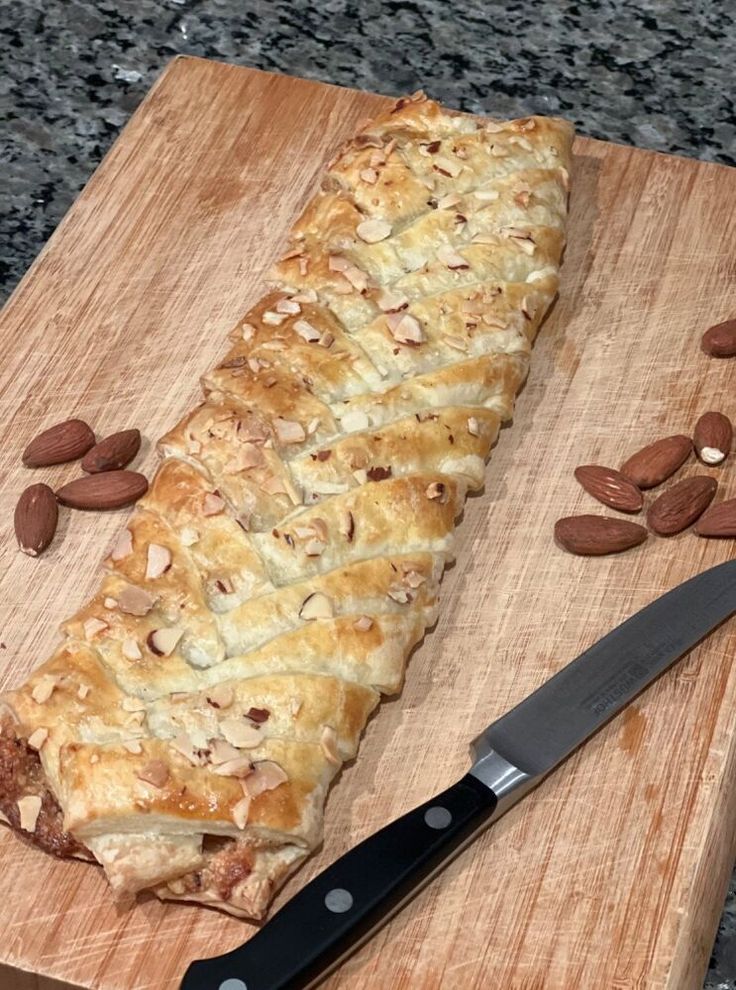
left=471, top=560, right=736, bottom=805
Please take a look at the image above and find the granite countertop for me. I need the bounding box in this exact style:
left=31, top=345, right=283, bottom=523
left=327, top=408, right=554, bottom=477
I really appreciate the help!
left=2, top=0, right=736, bottom=985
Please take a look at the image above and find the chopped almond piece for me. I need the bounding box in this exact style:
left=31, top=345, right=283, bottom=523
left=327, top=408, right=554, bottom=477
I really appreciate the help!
left=321, top=725, right=341, bottom=766
left=220, top=718, right=262, bottom=749
left=111, top=528, right=133, bottom=561
left=202, top=492, right=226, bottom=516
left=425, top=481, right=448, bottom=502
left=359, top=167, right=378, bottom=184
left=274, top=418, right=306, bottom=444
left=123, top=739, right=143, bottom=754
left=118, top=586, right=157, bottom=617
left=31, top=677, right=56, bottom=705
left=467, top=417, right=480, bottom=437
left=356, top=218, right=392, bottom=243
left=122, top=638, right=143, bottom=661
left=341, top=410, right=370, bottom=432
left=244, top=760, right=288, bottom=798
left=77, top=683, right=91, bottom=700
left=17, top=795, right=42, bottom=833
left=147, top=627, right=183, bottom=657
left=206, top=683, right=234, bottom=710
left=103, top=597, right=118, bottom=610
left=27, top=727, right=49, bottom=751
left=276, top=297, right=302, bottom=315
left=83, top=617, right=108, bottom=640
left=386, top=312, right=424, bottom=345
left=180, top=526, right=200, bottom=546
left=262, top=310, right=287, bottom=325
left=299, top=592, right=334, bottom=620
left=145, top=543, right=172, bottom=580
left=232, top=794, right=251, bottom=829
left=211, top=757, right=254, bottom=778
left=137, top=760, right=169, bottom=787
left=376, top=288, right=409, bottom=312
left=437, top=245, right=470, bottom=270
left=353, top=615, right=373, bottom=631
left=293, top=319, right=321, bottom=343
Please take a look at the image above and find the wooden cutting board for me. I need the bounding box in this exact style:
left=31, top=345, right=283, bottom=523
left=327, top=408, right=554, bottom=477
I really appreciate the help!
left=1, top=56, right=735, bottom=990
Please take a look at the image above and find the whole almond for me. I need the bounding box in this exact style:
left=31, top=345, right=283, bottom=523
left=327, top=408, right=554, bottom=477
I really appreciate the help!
left=701, top=319, right=736, bottom=358
left=647, top=476, right=717, bottom=535
left=22, top=419, right=95, bottom=467
left=574, top=465, right=643, bottom=513
left=695, top=499, right=736, bottom=538
left=57, top=471, right=148, bottom=511
left=14, top=484, right=58, bottom=557
left=82, top=429, right=141, bottom=473
left=693, top=411, right=732, bottom=465
left=554, top=515, right=648, bottom=556
left=620, top=435, right=691, bottom=489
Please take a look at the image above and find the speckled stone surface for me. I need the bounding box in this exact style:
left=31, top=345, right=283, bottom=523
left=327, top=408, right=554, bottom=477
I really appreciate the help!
left=2, top=0, right=736, bottom=984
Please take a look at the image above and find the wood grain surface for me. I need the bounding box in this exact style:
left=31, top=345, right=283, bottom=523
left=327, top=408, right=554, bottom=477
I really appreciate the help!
left=1, top=56, right=735, bottom=990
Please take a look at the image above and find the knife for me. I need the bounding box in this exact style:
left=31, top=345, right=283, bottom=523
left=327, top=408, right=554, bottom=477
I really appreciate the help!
left=181, top=559, right=736, bottom=990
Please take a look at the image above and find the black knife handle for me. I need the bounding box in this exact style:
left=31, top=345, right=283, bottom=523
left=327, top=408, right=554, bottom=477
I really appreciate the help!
left=181, top=773, right=497, bottom=990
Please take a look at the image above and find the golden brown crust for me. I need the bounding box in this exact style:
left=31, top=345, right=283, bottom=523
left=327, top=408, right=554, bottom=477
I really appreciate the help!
left=0, top=92, right=573, bottom=918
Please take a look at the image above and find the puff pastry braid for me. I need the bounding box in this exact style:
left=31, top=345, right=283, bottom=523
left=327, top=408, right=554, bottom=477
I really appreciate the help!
left=0, top=93, right=573, bottom=918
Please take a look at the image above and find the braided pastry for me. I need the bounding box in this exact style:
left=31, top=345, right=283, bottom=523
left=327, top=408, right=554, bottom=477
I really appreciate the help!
left=0, top=92, right=573, bottom=918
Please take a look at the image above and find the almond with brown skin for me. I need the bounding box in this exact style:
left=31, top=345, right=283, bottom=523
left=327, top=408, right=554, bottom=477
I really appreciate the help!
left=574, top=465, right=643, bottom=513
left=701, top=319, right=736, bottom=358
left=82, top=429, right=141, bottom=473
left=22, top=419, right=95, bottom=467
left=647, top=476, right=717, bottom=535
left=694, top=499, right=736, bottom=538
left=620, top=435, right=692, bottom=489
left=554, top=515, right=648, bottom=556
left=693, top=412, right=732, bottom=465
left=57, top=471, right=148, bottom=510
left=14, top=484, right=58, bottom=557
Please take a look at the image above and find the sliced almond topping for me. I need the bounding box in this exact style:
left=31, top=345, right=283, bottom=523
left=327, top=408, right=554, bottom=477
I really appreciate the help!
left=232, top=794, right=251, bottom=829
left=293, top=319, right=321, bottom=343
left=433, top=156, right=463, bottom=178
left=206, top=683, right=234, bottom=709
left=147, top=627, right=183, bottom=657
left=209, top=738, right=243, bottom=764
left=276, top=297, right=302, bottom=315
left=27, top=727, right=49, bottom=751
left=17, top=795, right=42, bottom=833
left=122, top=638, right=143, bottom=661
left=319, top=331, right=335, bottom=348
left=103, top=597, right=118, bottom=610
left=299, top=592, right=334, bottom=620
left=304, top=538, right=326, bottom=557
left=328, top=255, right=349, bottom=272
left=376, top=288, right=409, bottom=313
left=425, top=481, right=448, bottom=503
left=203, top=492, right=226, bottom=516
left=310, top=517, right=329, bottom=542
left=437, top=245, right=470, bottom=270
left=244, top=760, right=288, bottom=798
left=341, top=264, right=369, bottom=292
left=123, top=738, right=143, bottom=754
left=77, top=683, right=91, bottom=700
left=482, top=314, right=508, bottom=329
left=341, top=409, right=370, bottom=432
left=442, top=334, right=468, bottom=352
left=145, top=543, right=172, bottom=580
left=467, top=416, right=480, bottom=437
left=211, top=756, right=254, bottom=778
left=274, top=418, right=306, bottom=445
left=387, top=585, right=412, bottom=604
left=180, top=526, right=199, bottom=547
left=474, top=188, right=500, bottom=202
left=356, top=218, right=392, bottom=243
left=169, top=731, right=200, bottom=765
left=241, top=322, right=257, bottom=342
left=83, top=617, right=108, bottom=640
left=291, top=288, right=318, bottom=303
left=137, top=760, right=169, bottom=788
left=339, top=511, right=355, bottom=542
left=122, top=696, right=146, bottom=712
left=437, top=193, right=461, bottom=209
left=31, top=676, right=56, bottom=705
left=111, top=528, right=133, bottom=561
left=359, top=167, right=378, bottom=184
left=262, top=310, right=287, bottom=325
left=118, top=585, right=157, bottom=617
left=404, top=570, right=427, bottom=589
left=321, top=725, right=341, bottom=766
left=220, top=718, right=262, bottom=749
left=307, top=417, right=321, bottom=435
left=386, top=312, right=424, bottom=345
left=353, top=615, right=373, bottom=631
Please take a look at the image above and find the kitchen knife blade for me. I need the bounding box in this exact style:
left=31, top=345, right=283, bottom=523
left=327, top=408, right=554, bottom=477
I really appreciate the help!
left=181, top=559, right=736, bottom=990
